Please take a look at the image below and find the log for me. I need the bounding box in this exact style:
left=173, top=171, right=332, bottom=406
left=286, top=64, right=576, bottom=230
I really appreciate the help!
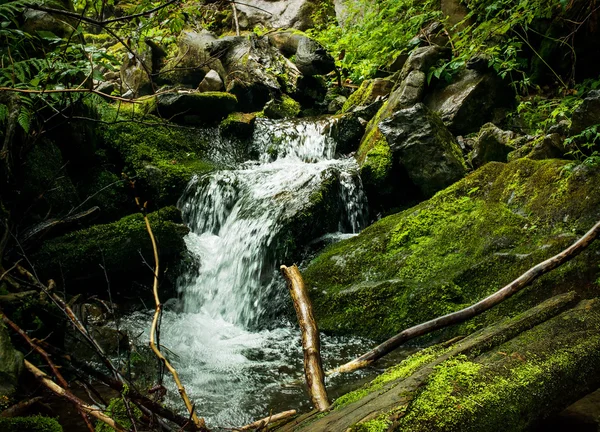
left=280, top=265, right=329, bottom=412
left=0, top=397, right=44, bottom=418
left=237, top=410, right=297, bottom=431
left=330, top=219, right=600, bottom=375
left=24, top=360, right=126, bottom=431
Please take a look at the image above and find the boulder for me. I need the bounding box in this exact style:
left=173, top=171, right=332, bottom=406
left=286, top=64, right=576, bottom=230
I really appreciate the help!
left=304, top=158, right=600, bottom=340
left=471, top=123, right=516, bottom=168
left=570, top=90, right=600, bottom=135
left=219, top=112, right=257, bottom=140
left=198, top=69, right=223, bottom=92
left=508, top=133, right=567, bottom=162
left=328, top=95, right=347, bottom=113
left=263, top=95, right=301, bottom=119
left=0, top=322, right=23, bottom=402
left=400, top=45, right=451, bottom=81
left=340, top=78, right=394, bottom=114
left=120, top=42, right=154, bottom=97
left=155, top=91, right=237, bottom=124
left=378, top=103, right=467, bottom=198
left=293, top=36, right=336, bottom=76
left=425, top=68, right=514, bottom=135
left=160, top=30, right=226, bottom=88
left=235, top=0, right=317, bottom=31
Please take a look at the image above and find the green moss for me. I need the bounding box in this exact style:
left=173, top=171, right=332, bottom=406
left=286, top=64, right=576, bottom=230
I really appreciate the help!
left=360, top=134, right=392, bottom=187
left=341, top=80, right=375, bottom=113
left=95, top=398, right=142, bottom=432
left=351, top=413, right=392, bottom=432
left=83, top=33, right=113, bottom=46
left=219, top=112, right=257, bottom=139
left=33, top=207, right=188, bottom=284
left=306, top=159, right=600, bottom=340
left=0, top=416, right=62, bottom=432
left=95, top=101, right=215, bottom=205
left=264, top=94, right=301, bottom=119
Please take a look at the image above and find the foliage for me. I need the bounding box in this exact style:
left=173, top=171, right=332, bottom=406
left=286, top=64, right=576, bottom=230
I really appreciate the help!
left=95, top=398, right=142, bottom=432
left=0, top=416, right=62, bottom=432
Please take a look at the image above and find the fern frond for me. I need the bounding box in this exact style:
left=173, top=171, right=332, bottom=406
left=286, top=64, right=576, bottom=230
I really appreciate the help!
left=17, top=105, right=31, bottom=133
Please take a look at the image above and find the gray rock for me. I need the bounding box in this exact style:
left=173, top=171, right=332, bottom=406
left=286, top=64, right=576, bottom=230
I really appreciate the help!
left=379, top=103, right=467, bottom=198
left=235, top=0, right=317, bottom=30
left=96, top=80, right=117, bottom=96
left=328, top=95, right=347, bottom=113
left=0, top=323, right=23, bottom=401
left=471, top=123, right=516, bottom=168
left=508, top=133, right=567, bottom=162
left=390, top=70, right=426, bottom=108
left=441, top=0, right=470, bottom=29
left=400, top=45, right=451, bottom=80
left=294, top=36, right=336, bottom=76
left=155, top=91, right=237, bottom=124
left=424, top=68, right=514, bottom=135
left=23, top=9, right=72, bottom=38
left=120, top=50, right=153, bottom=97
left=198, top=69, right=223, bottom=92
left=570, top=90, right=600, bottom=135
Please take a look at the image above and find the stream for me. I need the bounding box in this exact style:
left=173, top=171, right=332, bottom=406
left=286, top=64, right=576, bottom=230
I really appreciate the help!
left=123, top=117, right=410, bottom=428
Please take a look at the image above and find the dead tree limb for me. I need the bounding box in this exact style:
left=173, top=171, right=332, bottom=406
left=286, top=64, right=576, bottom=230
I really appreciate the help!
left=330, top=219, right=600, bottom=375
left=135, top=197, right=207, bottom=431
left=231, top=1, right=240, bottom=36
left=280, top=265, right=329, bottom=412
left=236, top=410, right=297, bottom=431
left=0, top=397, right=43, bottom=418
left=24, top=360, right=126, bottom=431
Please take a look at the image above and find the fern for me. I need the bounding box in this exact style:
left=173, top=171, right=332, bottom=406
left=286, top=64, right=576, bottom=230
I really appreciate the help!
left=0, top=104, right=8, bottom=123
left=17, top=105, right=31, bottom=133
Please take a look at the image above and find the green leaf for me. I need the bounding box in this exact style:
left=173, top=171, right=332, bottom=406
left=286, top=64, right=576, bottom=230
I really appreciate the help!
left=17, top=106, right=31, bottom=133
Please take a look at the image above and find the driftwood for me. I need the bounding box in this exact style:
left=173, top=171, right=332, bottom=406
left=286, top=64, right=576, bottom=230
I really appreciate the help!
left=280, top=265, right=329, bottom=412
left=237, top=410, right=297, bottom=431
left=330, top=219, right=600, bottom=375
left=136, top=197, right=207, bottom=431
left=24, top=360, right=127, bottom=431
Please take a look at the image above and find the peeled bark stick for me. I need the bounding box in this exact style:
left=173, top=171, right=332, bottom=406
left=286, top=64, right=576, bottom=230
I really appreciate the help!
left=24, top=360, right=126, bottom=432
left=280, top=264, right=330, bottom=412
left=136, top=198, right=207, bottom=431
left=237, top=410, right=297, bottom=431
left=330, top=219, right=600, bottom=375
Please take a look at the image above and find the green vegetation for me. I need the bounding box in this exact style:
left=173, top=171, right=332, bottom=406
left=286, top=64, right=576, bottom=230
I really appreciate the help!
left=0, top=416, right=63, bottom=432
left=95, top=398, right=142, bottom=432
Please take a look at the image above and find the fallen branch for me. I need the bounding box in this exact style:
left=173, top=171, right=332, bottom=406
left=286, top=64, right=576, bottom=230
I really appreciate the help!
left=236, top=410, right=297, bottom=431
left=0, top=87, right=136, bottom=102
left=135, top=196, right=207, bottom=431
left=280, top=265, right=329, bottom=412
left=330, top=219, right=600, bottom=374
left=24, top=360, right=126, bottom=431
left=232, top=1, right=240, bottom=36
left=0, top=397, right=43, bottom=418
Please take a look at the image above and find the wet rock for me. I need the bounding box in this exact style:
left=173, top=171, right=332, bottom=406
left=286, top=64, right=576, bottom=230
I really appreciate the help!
left=219, top=112, right=257, bottom=140
left=235, top=0, right=317, bottom=31
left=198, top=69, right=223, bottom=92
left=400, top=45, right=451, bottom=81
left=390, top=70, right=426, bottom=108
left=0, top=322, right=23, bottom=402
left=155, top=91, right=237, bottom=124
left=263, top=95, right=301, bottom=119
left=508, top=133, right=567, bottom=161
left=424, top=68, right=514, bottom=135
left=293, top=36, right=336, bottom=76
left=160, top=30, right=226, bottom=88
left=340, top=78, right=394, bottom=114
left=570, top=90, right=600, bottom=135
left=378, top=103, right=467, bottom=198
left=471, top=123, right=516, bottom=168
left=328, top=95, right=347, bottom=113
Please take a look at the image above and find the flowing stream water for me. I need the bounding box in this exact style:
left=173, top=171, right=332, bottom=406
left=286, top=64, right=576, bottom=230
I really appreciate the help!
left=123, top=118, right=405, bottom=428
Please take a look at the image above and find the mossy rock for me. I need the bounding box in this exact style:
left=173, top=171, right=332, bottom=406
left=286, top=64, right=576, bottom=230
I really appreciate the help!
left=288, top=295, right=600, bottom=431
left=0, top=416, right=62, bottom=432
left=263, top=95, right=301, bottom=119
left=96, top=102, right=215, bottom=206
left=219, top=112, right=257, bottom=140
left=32, top=207, right=188, bottom=292
left=340, top=78, right=394, bottom=114
left=305, top=158, right=600, bottom=341
left=155, top=91, right=238, bottom=124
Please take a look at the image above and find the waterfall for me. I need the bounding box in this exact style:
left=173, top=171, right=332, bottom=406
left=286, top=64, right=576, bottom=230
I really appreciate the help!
left=124, top=117, right=370, bottom=426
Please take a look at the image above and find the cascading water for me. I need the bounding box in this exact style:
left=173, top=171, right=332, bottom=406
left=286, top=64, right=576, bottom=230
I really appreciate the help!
left=124, top=117, right=376, bottom=427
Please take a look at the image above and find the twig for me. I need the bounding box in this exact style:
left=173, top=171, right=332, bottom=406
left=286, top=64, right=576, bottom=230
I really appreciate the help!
left=0, top=87, right=136, bottom=102
left=329, top=219, right=600, bottom=374
left=232, top=1, right=240, bottom=36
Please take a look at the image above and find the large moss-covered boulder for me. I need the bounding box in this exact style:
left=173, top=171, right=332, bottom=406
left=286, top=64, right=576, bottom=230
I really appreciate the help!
left=283, top=294, right=600, bottom=431
left=155, top=91, right=238, bottom=124
left=470, top=123, right=516, bottom=168
left=0, top=322, right=23, bottom=404
left=32, top=207, right=188, bottom=291
left=305, top=158, right=600, bottom=341
left=264, top=95, right=301, bottom=119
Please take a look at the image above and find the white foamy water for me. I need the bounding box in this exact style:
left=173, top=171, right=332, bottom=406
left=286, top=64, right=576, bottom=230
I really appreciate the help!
left=125, top=117, right=373, bottom=427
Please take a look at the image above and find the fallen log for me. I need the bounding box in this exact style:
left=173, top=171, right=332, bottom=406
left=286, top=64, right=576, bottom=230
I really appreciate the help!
left=24, top=360, right=126, bottom=431
left=280, top=264, right=329, bottom=412
left=329, top=219, right=600, bottom=375
left=237, top=410, right=297, bottom=431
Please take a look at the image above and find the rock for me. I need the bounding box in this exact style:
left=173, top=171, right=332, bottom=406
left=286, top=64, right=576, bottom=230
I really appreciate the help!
left=0, top=322, right=23, bottom=402
left=219, top=112, right=257, bottom=140
left=22, top=9, right=72, bottom=38
left=328, top=95, right=347, bottom=113
left=340, top=78, right=394, bottom=113
left=415, top=21, right=450, bottom=47
left=542, top=389, right=600, bottom=431
left=155, top=91, right=237, bottom=124
left=424, top=68, right=514, bottom=135
left=160, top=30, right=226, bottom=88
left=327, top=109, right=371, bottom=155
left=96, top=80, right=117, bottom=96
left=235, top=0, right=317, bottom=31
left=508, top=133, right=567, bottom=161
left=390, top=70, right=426, bottom=107
left=378, top=103, right=467, bottom=198
left=32, top=207, right=189, bottom=290
left=441, top=0, right=471, bottom=29
left=570, top=90, right=600, bottom=135
left=263, top=95, right=301, bottom=119
left=387, top=53, right=409, bottom=73
left=304, top=158, right=600, bottom=340
left=198, top=69, right=223, bottom=92
left=120, top=50, right=153, bottom=97
left=289, top=294, right=600, bottom=432
left=471, top=123, right=516, bottom=168
left=400, top=45, right=451, bottom=81
left=293, top=36, right=336, bottom=76
left=333, top=0, right=351, bottom=27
